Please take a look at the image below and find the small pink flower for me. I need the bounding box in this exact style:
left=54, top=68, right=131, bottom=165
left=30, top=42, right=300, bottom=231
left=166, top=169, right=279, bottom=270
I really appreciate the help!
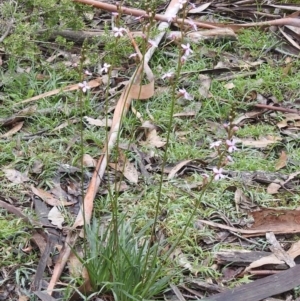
left=223, top=123, right=229, bottom=129
left=181, top=43, right=193, bottom=56
left=189, top=2, right=196, bottom=9
left=113, top=27, right=126, bottom=37
left=162, top=72, right=174, bottom=79
left=181, top=55, right=188, bottom=64
left=178, top=88, right=193, bottom=100
left=148, top=39, right=158, bottom=48
left=187, top=19, right=197, bottom=31
left=112, top=12, right=119, bottom=17
left=100, top=63, right=111, bottom=74
left=226, top=139, right=238, bottom=153
left=78, top=81, right=90, bottom=93
left=210, top=140, right=222, bottom=149
left=84, top=70, right=92, bottom=76
left=135, top=14, right=148, bottom=21
left=232, top=126, right=239, bottom=132
left=213, top=167, right=225, bottom=181
left=169, top=32, right=177, bottom=40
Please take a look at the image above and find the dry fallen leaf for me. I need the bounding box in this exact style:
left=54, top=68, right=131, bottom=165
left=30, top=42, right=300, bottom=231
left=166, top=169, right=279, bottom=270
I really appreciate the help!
left=198, top=74, right=212, bottom=99
left=224, top=82, right=235, bottom=90
left=267, top=182, right=281, bottom=194
left=276, top=113, right=300, bottom=129
left=0, top=121, right=24, bottom=138
left=109, top=149, right=139, bottom=184
left=68, top=251, right=84, bottom=278
left=275, top=151, right=287, bottom=170
left=245, top=240, right=300, bottom=273
left=188, top=2, right=211, bottom=13
left=238, top=136, right=282, bottom=148
left=168, top=160, right=193, bottom=179
left=48, top=206, right=64, bottom=229
left=3, top=168, right=30, bottom=184
left=140, top=129, right=166, bottom=148
left=84, top=116, right=112, bottom=127
left=173, top=111, right=196, bottom=117
left=82, top=154, right=97, bottom=167
left=31, top=185, right=74, bottom=206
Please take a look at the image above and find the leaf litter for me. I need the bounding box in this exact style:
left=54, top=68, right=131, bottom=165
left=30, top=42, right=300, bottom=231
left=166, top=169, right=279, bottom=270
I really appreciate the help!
left=1, top=0, right=300, bottom=300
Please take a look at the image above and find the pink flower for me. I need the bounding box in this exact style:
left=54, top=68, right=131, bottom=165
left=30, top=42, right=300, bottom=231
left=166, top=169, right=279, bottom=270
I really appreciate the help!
left=78, top=81, right=90, bottom=93
left=189, top=2, right=196, bottom=9
left=112, top=12, right=119, bottom=17
left=169, top=32, right=177, bottom=40
left=148, top=39, right=158, bottom=48
left=178, top=88, right=193, bottom=100
left=210, top=140, right=222, bottom=149
left=181, top=55, right=188, bottom=64
left=100, top=63, right=111, bottom=74
left=181, top=43, right=193, bottom=56
left=162, top=72, right=174, bottom=79
left=84, top=70, right=92, bottom=76
left=187, top=19, right=197, bottom=31
left=232, top=126, right=239, bottom=132
left=226, top=139, right=238, bottom=153
left=113, top=27, right=126, bottom=37
left=213, top=168, right=225, bottom=181
left=135, top=14, right=148, bottom=21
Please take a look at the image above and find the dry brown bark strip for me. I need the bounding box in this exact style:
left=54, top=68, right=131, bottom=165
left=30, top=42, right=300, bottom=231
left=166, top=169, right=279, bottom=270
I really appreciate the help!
left=201, top=263, right=300, bottom=301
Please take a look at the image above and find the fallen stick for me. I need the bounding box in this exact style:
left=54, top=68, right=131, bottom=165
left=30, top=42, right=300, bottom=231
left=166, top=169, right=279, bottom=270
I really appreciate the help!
left=254, top=104, right=300, bottom=114
left=73, top=0, right=300, bottom=30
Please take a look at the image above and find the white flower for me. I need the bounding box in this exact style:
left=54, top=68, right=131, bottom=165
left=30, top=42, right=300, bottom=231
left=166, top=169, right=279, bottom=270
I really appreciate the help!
left=100, top=63, right=111, bottom=74
left=148, top=39, right=158, bottom=48
left=113, top=27, right=126, bottom=37
left=213, top=167, right=225, bottom=181
left=226, top=139, right=238, bottom=153
left=181, top=43, right=193, bottom=56
left=178, top=88, right=193, bottom=100
left=78, top=81, right=90, bottom=93
left=210, top=141, right=222, bottom=149
left=162, top=72, right=174, bottom=79
left=178, top=0, right=187, bottom=9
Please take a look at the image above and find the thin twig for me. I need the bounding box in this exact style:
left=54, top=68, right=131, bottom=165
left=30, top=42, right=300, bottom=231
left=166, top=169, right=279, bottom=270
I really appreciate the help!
left=254, top=104, right=300, bottom=114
